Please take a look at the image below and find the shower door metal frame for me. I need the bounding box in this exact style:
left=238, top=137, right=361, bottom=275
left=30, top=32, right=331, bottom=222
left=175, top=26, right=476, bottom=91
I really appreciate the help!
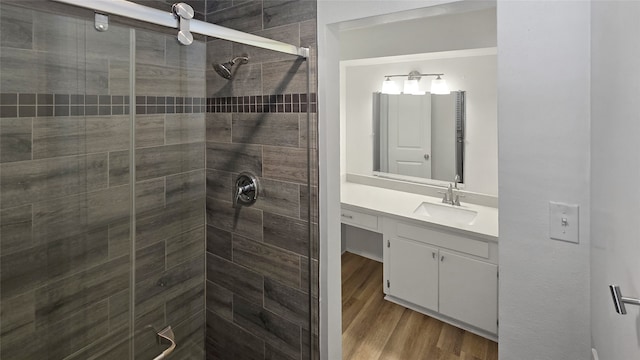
left=51, top=0, right=310, bottom=58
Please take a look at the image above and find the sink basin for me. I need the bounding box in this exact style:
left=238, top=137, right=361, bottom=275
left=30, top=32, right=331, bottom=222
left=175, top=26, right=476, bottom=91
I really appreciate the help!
left=413, top=201, right=478, bottom=225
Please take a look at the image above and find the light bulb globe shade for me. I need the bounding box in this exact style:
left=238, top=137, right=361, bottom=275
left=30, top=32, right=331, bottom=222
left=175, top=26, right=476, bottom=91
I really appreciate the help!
left=403, top=79, right=420, bottom=95
left=381, top=79, right=400, bottom=94
left=430, top=77, right=450, bottom=95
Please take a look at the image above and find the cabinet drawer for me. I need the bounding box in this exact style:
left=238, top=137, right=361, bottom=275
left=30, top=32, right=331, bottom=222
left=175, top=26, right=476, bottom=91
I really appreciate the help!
left=341, top=208, right=379, bottom=232
left=395, top=222, right=488, bottom=258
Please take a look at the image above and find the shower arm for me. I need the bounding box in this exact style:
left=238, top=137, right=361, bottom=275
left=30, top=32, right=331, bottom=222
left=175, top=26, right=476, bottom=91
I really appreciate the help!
left=230, top=56, right=249, bottom=64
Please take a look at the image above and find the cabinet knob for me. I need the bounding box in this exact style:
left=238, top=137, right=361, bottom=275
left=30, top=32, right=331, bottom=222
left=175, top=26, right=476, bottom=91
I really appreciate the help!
left=441, top=255, right=444, bottom=262
left=432, top=252, right=436, bottom=259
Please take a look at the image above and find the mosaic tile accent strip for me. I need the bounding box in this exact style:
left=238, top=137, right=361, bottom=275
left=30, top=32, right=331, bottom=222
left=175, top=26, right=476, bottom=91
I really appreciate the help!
left=0, top=93, right=317, bottom=117
left=135, top=95, right=208, bottom=115
left=0, top=93, right=209, bottom=118
left=206, top=93, right=317, bottom=113
left=0, top=93, right=135, bottom=118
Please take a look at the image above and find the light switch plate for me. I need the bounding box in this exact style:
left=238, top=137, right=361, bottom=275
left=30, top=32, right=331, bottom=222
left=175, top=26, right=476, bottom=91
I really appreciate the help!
left=549, top=201, right=579, bottom=243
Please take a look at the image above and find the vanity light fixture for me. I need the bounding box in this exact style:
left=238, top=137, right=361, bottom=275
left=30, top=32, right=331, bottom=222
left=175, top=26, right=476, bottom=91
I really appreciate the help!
left=381, top=76, right=400, bottom=94
left=430, top=75, right=450, bottom=95
left=403, top=78, right=421, bottom=95
left=381, top=71, right=450, bottom=95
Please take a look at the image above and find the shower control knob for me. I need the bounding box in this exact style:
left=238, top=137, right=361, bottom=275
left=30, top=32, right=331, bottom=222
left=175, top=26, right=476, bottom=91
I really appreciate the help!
left=234, top=173, right=259, bottom=207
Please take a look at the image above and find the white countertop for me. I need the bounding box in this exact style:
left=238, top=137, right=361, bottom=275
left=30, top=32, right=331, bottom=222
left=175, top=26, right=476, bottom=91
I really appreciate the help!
left=341, top=182, right=499, bottom=241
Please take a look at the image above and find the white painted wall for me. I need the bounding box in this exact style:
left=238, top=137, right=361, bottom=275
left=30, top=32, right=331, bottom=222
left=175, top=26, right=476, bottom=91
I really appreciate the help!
left=497, top=1, right=591, bottom=359
left=340, top=7, right=497, bottom=60
left=590, top=2, right=640, bottom=359
left=342, top=53, right=498, bottom=195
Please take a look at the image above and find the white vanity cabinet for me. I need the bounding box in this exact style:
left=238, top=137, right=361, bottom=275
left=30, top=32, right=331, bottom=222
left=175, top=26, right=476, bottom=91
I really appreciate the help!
left=382, top=217, right=498, bottom=338
left=386, top=237, right=439, bottom=312
left=439, top=250, right=498, bottom=334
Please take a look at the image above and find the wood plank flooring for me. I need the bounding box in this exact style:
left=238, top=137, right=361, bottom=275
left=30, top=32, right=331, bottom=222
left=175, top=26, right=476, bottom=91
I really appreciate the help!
left=342, top=252, right=498, bottom=360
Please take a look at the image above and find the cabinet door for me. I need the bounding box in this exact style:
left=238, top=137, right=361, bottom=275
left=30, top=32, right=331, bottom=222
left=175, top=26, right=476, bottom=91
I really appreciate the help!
left=387, top=237, right=439, bottom=311
left=439, top=251, right=498, bottom=334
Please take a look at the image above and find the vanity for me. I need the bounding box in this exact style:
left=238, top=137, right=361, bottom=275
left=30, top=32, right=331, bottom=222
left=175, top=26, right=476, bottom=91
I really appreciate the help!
left=339, top=75, right=499, bottom=341
left=341, top=181, right=498, bottom=341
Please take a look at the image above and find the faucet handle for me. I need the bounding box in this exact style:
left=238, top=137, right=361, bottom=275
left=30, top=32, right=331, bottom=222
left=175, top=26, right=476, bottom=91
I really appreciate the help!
left=437, top=190, right=450, bottom=203
left=233, top=173, right=259, bottom=208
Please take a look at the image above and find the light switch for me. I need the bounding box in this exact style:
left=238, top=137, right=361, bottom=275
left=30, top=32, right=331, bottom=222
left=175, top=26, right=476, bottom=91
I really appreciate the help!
left=549, top=201, right=579, bottom=243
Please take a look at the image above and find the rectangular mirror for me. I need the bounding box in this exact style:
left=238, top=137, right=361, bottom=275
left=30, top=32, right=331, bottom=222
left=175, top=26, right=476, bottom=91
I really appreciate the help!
left=373, top=91, right=465, bottom=183
left=341, top=47, right=497, bottom=196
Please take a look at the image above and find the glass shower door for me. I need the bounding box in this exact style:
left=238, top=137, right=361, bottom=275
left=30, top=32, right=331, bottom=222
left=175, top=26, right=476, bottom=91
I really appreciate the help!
left=130, top=27, right=207, bottom=360
left=0, top=3, right=134, bottom=359
left=0, top=3, right=207, bottom=359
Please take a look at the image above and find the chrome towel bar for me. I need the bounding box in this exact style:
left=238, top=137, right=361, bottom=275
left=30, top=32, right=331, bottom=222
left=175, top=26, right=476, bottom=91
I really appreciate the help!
left=609, top=285, right=640, bottom=315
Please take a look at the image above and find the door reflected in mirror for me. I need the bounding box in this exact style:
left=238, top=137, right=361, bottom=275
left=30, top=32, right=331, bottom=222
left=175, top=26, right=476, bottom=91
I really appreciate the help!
left=373, top=91, right=465, bottom=184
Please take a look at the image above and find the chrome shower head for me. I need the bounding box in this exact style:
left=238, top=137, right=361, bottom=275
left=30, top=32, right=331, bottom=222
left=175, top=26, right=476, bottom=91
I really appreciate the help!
left=212, top=56, right=249, bottom=80
left=213, top=62, right=232, bottom=79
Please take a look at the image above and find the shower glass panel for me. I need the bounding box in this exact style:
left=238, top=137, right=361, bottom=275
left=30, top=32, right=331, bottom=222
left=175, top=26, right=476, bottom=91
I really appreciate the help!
left=131, top=26, right=206, bottom=360
left=0, top=4, right=135, bottom=359
left=0, top=3, right=207, bottom=359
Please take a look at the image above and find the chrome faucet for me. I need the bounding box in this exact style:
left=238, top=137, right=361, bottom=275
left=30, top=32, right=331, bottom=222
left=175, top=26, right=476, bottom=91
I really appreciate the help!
left=439, top=184, right=455, bottom=205
left=439, top=175, right=464, bottom=206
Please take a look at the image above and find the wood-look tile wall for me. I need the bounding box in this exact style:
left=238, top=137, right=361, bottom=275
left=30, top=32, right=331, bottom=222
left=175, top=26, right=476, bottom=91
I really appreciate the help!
left=204, top=1, right=319, bottom=359
left=0, top=3, right=207, bottom=359
left=0, top=0, right=319, bottom=358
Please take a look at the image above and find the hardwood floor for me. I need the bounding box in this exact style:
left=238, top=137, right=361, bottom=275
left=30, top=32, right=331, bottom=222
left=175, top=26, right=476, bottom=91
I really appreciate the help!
left=342, top=252, right=498, bottom=360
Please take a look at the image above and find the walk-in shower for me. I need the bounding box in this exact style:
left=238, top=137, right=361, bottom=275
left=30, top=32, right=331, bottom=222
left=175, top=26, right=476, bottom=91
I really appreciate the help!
left=212, top=56, right=249, bottom=80
left=0, top=0, right=318, bottom=359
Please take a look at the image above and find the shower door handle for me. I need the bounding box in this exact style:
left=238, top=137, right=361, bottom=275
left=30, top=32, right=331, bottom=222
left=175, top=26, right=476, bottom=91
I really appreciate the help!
left=609, top=285, right=640, bottom=315
left=153, top=326, right=176, bottom=360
